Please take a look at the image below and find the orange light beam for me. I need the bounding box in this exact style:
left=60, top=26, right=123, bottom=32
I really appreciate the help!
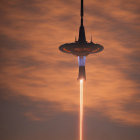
left=80, top=79, right=83, bottom=140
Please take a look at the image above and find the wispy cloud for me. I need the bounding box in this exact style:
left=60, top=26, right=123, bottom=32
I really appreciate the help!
left=0, top=0, right=139, bottom=125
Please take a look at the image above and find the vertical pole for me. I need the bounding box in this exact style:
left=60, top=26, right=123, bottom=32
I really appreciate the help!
left=81, top=0, right=84, bottom=26
left=79, top=0, right=86, bottom=42
left=81, top=0, right=84, bottom=17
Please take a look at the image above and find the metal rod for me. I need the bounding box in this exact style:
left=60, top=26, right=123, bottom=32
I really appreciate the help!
left=81, top=0, right=84, bottom=26
left=81, top=0, right=84, bottom=17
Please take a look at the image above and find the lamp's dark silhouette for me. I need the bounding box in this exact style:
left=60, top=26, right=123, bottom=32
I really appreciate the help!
left=59, top=0, right=104, bottom=80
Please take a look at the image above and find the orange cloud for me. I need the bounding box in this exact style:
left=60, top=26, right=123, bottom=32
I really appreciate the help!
left=0, top=0, right=139, bottom=125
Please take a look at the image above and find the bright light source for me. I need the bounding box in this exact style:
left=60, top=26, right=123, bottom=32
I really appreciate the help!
left=80, top=79, right=83, bottom=140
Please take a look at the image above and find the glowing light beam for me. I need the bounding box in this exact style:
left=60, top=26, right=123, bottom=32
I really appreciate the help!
left=80, top=79, right=84, bottom=140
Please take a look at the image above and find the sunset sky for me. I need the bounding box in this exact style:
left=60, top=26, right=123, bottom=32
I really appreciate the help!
left=0, top=0, right=140, bottom=140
